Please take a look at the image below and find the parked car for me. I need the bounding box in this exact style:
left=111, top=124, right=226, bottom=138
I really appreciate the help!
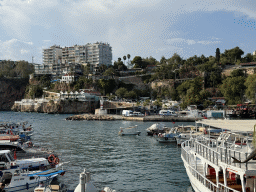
left=132, top=112, right=144, bottom=117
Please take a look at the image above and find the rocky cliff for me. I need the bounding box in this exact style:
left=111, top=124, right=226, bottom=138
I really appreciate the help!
left=0, top=78, right=28, bottom=111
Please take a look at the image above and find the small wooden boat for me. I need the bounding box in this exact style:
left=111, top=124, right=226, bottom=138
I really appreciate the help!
left=118, top=125, right=141, bottom=136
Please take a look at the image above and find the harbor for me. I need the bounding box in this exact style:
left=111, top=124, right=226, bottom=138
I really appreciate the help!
left=1, top=112, right=256, bottom=192
left=0, top=111, right=193, bottom=192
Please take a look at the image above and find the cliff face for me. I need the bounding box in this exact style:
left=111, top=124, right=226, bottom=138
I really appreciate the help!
left=0, top=78, right=28, bottom=111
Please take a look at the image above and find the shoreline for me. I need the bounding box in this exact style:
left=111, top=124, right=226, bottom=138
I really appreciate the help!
left=65, top=114, right=202, bottom=122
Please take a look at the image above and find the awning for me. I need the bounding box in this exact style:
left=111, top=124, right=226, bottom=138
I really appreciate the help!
left=28, top=170, right=65, bottom=177
left=196, top=119, right=256, bottom=132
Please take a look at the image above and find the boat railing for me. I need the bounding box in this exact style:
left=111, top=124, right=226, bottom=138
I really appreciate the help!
left=181, top=141, right=218, bottom=191
left=194, top=139, right=220, bottom=165
left=218, top=182, right=241, bottom=192
left=192, top=137, right=250, bottom=170
left=182, top=140, right=242, bottom=192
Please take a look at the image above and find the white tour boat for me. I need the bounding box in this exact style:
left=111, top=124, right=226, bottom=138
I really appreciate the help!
left=181, top=120, right=256, bottom=192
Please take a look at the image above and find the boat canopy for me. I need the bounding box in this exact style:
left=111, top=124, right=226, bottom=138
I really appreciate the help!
left=28, top=170, right=65, bottom=177
left=196, top=119, right=256, bottom=132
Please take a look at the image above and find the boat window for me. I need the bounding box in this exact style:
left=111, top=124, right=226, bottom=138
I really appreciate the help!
left=0, top=154, right=9, bottom=162
left=30, top=176, right=35, bottom=180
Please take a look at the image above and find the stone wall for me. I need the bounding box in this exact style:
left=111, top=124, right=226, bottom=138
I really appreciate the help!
left=12, top=99, right=99, bottom=114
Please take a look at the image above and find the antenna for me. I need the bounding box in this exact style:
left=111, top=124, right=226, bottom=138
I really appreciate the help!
left=32, top=56, right=34, bottom=64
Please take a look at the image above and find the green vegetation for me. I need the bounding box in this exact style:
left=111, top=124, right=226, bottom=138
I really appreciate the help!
left=0, top=60, right=34, bottom=78
left=6, top=45, right=256, bottom=110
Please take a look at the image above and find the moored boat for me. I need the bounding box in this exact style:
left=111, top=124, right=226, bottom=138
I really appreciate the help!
left=181, top=130, right=255, bottom=192
left=118, top=125, right=141, bottom=136
left=146, top=123, right=171, bottom=136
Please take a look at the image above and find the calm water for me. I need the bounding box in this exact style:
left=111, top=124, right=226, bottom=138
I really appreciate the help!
left=0, top=111, right=193, bottom=192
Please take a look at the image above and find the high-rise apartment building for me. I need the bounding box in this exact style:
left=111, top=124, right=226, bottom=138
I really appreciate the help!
left=42, top=45, right=62, bottom=76
left=38, top=42, right=112, bottom=77
left=86, top=42, right=112, bottom=72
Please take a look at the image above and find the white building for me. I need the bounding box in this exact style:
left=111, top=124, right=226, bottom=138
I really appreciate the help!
left=60, top=89, right=101, bottom=101
left=42, top=45, right=62, bottom=76
left=37, top=42, right=112, bottom=77
left=61, top=74, right=75, bottom=84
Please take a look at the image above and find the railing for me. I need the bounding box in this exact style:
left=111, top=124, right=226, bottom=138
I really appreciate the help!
left=218, top=183, right=240, bottom=192
left=181, top=143, right=217, bottom=191
left=181, top=141, right=242, bottom=192
left=191, top=137, right=249, bottom=170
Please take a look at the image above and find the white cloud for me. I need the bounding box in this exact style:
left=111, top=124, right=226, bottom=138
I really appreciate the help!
left=167, top=38, right=221, bottom=46
left=0, top=0, right=255, bottom=63
left=21, top=49, right=30, bottom=54
left=0, top=39, right=40, bottom=62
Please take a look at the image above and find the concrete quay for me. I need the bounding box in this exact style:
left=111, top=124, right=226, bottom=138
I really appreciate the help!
left=66, top=114, right=202, bottom=122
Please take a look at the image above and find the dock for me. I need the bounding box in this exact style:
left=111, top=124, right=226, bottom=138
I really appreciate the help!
left=66, top=114, right=202, bottom=122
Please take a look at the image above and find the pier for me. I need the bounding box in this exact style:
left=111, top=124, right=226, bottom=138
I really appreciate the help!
left=66, top=114, right=202, bottom=122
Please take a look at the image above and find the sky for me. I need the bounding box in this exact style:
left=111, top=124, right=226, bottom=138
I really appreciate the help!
left=0, top=0, right=256, bottom=65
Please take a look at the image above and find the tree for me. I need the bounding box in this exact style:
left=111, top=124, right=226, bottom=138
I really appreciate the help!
left=29, top=85, right=43, bottom=98
left=224, top=46, right=244, bottom=63
left=244, top=53, right=253, bottom=63
left=123, top=56, right=127, bottom=66
left=216, top=48, right=220, bottom=63
left=220, top=76, right=246, bottom=105
left=127, top=54, right=131, bottom=68
left=160, top=56, right=167, bottom=65
left=153, top=98, right=162, bottom=108
left=131, top=56, right=147, bottom=68
left=115, top=87, right=128, bottom=99
left=82, top=64, right=91, bottom=77
left=98, top=64, right=107, bottom=73
left=124, top=90, right=137, bottom=99
left=103, top=67, right=116, bottom=77
left=143, top=56, right=159, bottom=66
left=177, top=77, right=205, bottom=108
left=113, top=60, right=127, bottom=71
left=97, top=79, right=116, bottom=95
left=245, top=74, right=256, bottom=103
left=231, top=69, right=244, bottom=77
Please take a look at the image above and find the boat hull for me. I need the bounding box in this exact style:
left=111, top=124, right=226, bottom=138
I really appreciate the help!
left=120, top=131, right=141, bottom=136
left=182, top=156, right=212, bottom=192
left=155, top=137, right=176, bottom=143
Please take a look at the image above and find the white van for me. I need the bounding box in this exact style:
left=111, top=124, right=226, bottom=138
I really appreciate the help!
left=122, top=110, right=133, bottom=117
left=159, top=110, right=177, bottom=116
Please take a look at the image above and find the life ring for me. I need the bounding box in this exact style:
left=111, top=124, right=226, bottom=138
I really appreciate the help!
left=48, top=154, right=59, bottom=165
left=48, top=154, right=56, bottom=164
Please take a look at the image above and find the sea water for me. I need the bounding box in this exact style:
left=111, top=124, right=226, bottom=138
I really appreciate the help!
left=0, top=111, right=193, bottom=192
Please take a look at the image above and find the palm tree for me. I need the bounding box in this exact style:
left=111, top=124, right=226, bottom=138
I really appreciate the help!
left=123, top=56, right=127, bottom=66
left=127, top=54, right=131, bottom=68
